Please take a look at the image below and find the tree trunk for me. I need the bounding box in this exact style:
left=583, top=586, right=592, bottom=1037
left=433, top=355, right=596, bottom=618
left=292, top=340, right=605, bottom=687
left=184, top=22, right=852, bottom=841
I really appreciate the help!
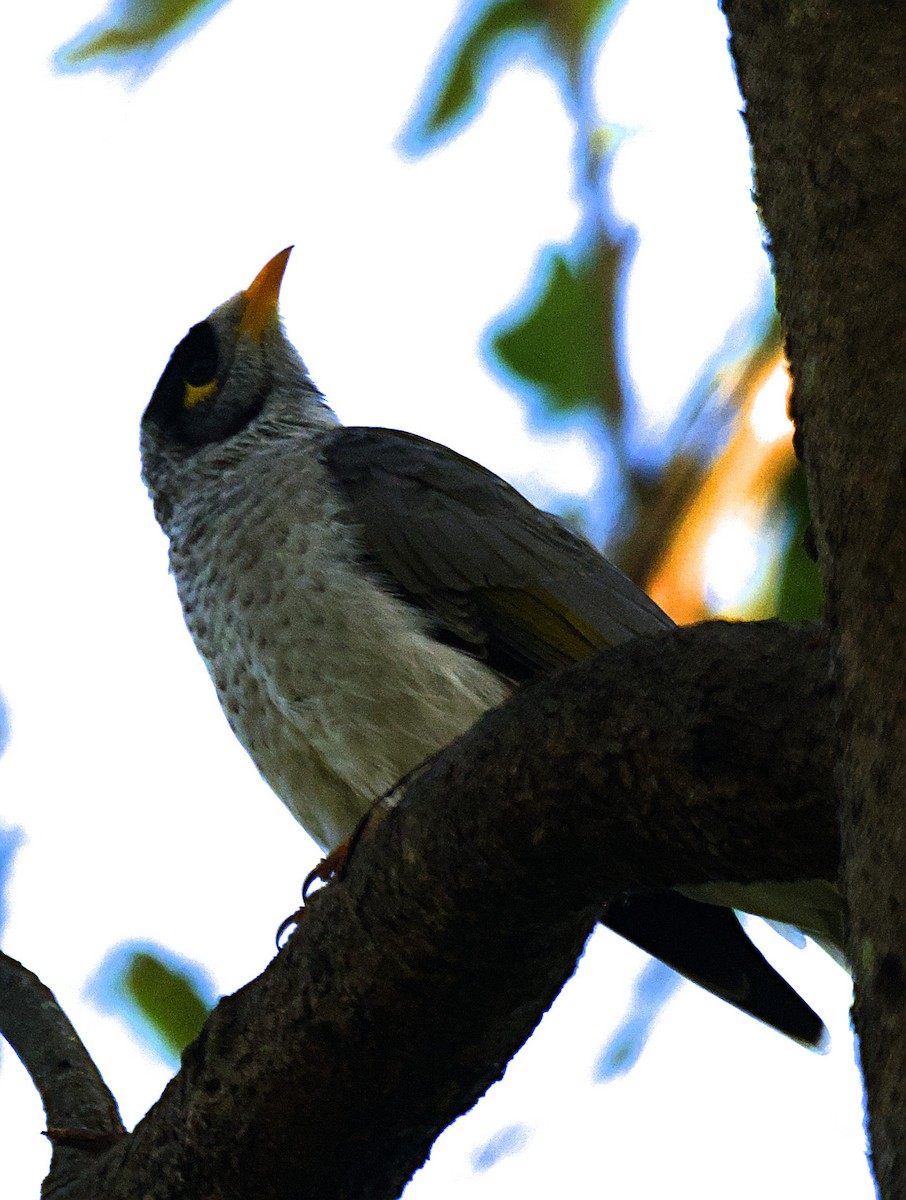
left=723, top=2, right=906, bottom=1194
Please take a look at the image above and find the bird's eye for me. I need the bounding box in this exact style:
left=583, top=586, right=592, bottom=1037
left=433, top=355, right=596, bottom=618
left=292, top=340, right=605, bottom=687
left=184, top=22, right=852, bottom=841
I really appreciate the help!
left=179, top=322, right=219, bottom=406
left=183, top=378, right=218, bottom=408
left=145, top=320, right=223, bottom=438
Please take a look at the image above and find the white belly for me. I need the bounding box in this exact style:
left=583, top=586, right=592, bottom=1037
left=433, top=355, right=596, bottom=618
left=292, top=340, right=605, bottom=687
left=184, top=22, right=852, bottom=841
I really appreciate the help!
left=167, top=454, right=508, bottom=851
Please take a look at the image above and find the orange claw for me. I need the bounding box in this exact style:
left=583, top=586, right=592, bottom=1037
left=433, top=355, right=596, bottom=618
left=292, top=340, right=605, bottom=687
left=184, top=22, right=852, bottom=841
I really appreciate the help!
left=302, top=836, right=356, bottom=900
left=276, top=787, right=403, bottom=946
left=275, top=832, right=359, bottom=947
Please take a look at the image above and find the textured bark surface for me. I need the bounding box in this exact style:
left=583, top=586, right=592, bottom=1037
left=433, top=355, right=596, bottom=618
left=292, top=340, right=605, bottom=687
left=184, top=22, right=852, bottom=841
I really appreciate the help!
left=723, top=2, right=906, bottom=1194
left=0, top=952, right=125, bottom=1197
left=25, top=621, right=839, bottom=1200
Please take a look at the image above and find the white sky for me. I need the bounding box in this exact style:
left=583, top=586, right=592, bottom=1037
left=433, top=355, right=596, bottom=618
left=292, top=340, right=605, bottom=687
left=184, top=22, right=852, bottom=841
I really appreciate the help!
left=0, top=1, right=873, bottom=1196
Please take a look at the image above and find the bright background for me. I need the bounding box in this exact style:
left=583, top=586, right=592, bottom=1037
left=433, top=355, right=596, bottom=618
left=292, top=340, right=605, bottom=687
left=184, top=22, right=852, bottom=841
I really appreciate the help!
left=0, top=1, right=873, bottom=1196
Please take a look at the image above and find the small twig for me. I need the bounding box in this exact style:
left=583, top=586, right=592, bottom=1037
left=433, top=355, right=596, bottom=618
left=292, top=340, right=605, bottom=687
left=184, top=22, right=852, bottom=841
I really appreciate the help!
left=0, top=950, right=125, bottom=1187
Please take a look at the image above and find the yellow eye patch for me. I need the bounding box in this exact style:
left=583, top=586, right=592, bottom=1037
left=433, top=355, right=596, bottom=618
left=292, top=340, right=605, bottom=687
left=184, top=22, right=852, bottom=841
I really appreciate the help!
left=183, top=379, right=218, bottom=409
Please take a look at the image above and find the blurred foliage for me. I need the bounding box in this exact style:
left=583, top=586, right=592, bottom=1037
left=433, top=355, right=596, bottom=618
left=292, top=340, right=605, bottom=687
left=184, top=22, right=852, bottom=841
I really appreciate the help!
left=471, top=1123, right=532, bottom=1172
left=628, top=317, right=786, bottom=609
left=621, top=317, right=785, bottom=592
left=542, top=0, right=625, bottom=68
left=121, top=949, right=212, bottom=1059
left=57, top=0, right=226, bottom=73
left=773, top=463, right=823, bottom=621
left=593, top=958, right=680, bottom=1081
left=407, top=0, right=629, bottom=435
left=406, top=0, right=546, bottom=144
left=405, top=0, right=801, bottom=600
left=0, top=690, right=8, bottom=759
left=0, top=694, right=22, bottom=949
left=489, top=240, right=624, bottom=423
left=404, top=0, right=622, bottom=148
left=0, top=823, right=25, bottom=1067
left=0, top=826, right=25, bottom=941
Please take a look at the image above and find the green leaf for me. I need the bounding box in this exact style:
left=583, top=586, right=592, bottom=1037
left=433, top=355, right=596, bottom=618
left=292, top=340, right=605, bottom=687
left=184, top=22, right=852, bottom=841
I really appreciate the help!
left=57, top=0, right=221, bottom=69
left=489, top=239, right=624, bottom=422
left=773, top=463, right=823, bottom=621
left=404, top=0, right=625, bottom=148
left=123, top=950, right=211, bottom=1057
left=407, top=0, right=545, bottom=145
left=545, top=0, right=624, bottom=67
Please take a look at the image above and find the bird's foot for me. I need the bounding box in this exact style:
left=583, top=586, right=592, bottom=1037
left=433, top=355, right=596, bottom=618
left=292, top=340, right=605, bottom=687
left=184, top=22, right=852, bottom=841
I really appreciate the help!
left=277, top=753, right=443, bottom=945
left=302, top=835, right=358, bottom=899
left=275, top=825, right=366, bottom=946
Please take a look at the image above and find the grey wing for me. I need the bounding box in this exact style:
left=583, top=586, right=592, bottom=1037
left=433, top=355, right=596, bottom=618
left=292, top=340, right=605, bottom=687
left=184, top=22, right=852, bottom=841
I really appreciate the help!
left=317, top=427, right=830, bottom=1046
left=318, top=426, right=673, bottom=680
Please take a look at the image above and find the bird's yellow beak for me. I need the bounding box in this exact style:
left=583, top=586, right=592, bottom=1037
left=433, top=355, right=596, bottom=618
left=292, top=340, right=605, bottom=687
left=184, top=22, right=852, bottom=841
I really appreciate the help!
left=239, top=246, right=293, bottom=341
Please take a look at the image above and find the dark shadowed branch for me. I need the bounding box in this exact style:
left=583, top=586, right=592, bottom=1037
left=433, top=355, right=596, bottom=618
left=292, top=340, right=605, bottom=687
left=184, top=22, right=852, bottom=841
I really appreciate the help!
left=14, top=619, right=838, bottom=1200
left=0, top=951, right=125, bottom=1193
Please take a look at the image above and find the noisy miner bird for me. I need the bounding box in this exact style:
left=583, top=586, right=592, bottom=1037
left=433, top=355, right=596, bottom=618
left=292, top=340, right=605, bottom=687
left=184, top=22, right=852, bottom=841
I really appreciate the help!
left=141, top=248, right=843, bottom=1047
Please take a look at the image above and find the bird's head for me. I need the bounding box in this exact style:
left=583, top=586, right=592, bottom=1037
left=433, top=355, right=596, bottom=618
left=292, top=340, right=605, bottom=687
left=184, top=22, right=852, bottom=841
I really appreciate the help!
left=142, top=247, right=325, bottom=451
left=141, top=248, right=333, bottom=524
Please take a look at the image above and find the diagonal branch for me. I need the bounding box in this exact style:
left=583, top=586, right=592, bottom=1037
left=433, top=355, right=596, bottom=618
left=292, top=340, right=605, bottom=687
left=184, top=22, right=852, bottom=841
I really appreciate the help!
left=27, top=620, right=839, bottom=1200
left=0, top=950, right=125, bottom=1192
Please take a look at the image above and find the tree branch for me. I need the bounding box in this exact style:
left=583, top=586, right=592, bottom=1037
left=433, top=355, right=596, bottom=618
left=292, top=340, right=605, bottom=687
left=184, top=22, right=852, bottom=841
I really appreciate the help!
left=0, top=950, right=125, bottom=1193
left=34, top=619, right=838, bottom=1200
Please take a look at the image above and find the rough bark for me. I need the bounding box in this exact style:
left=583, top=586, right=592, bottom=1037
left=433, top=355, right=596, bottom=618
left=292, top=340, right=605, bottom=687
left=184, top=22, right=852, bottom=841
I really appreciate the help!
left=2, top=620, right=839, bottom=1200
left=0, top=952, right=125, bottom=1196
left=723, top=3, right=906, bottom=1195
